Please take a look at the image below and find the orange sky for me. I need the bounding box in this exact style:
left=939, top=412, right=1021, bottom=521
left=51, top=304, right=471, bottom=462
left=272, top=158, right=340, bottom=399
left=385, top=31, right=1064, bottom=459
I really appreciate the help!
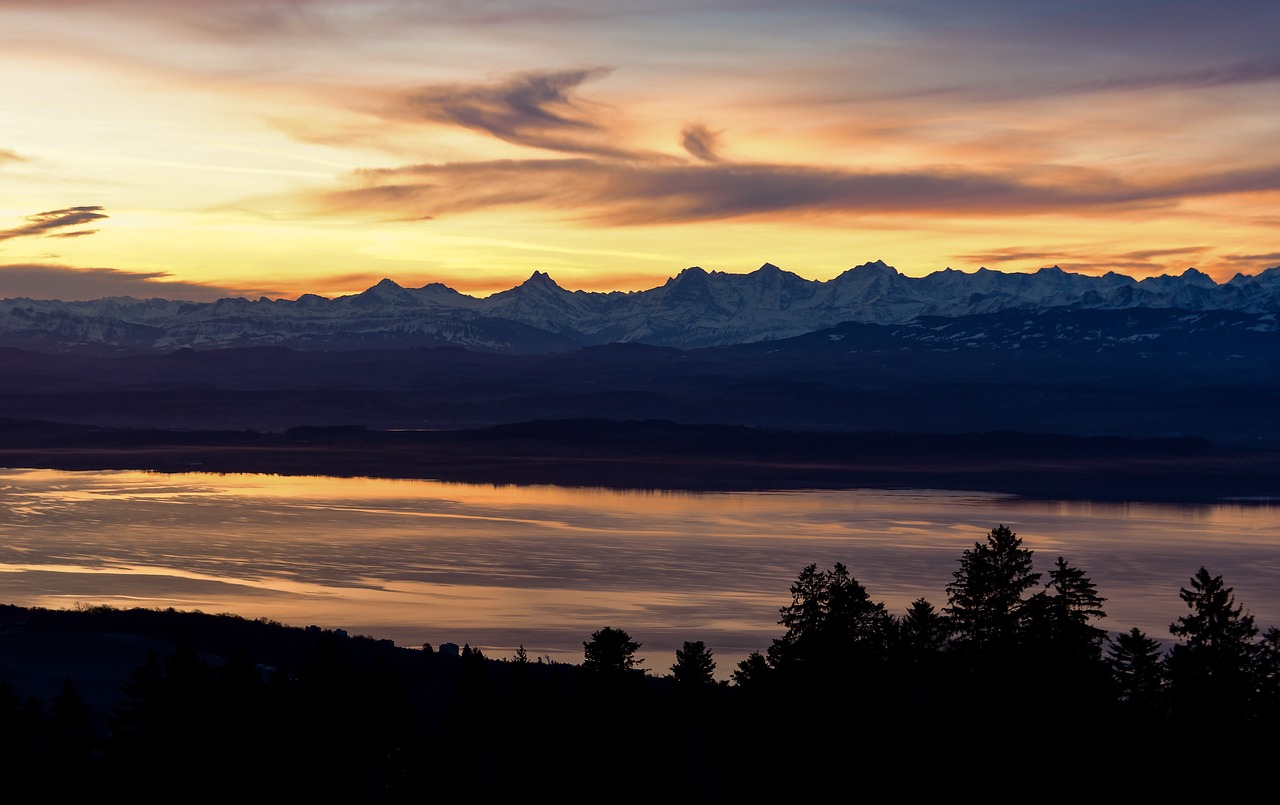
left=2, top=1, right=1278, bottom=301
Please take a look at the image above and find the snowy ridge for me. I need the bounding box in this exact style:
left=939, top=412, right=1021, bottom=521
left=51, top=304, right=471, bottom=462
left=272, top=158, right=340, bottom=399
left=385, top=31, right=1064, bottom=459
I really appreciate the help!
left=1, top=261, right=1278, bottom=353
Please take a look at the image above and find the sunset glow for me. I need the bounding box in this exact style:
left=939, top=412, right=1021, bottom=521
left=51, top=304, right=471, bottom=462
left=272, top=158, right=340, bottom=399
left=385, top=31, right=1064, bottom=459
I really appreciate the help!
left=2, top=1, right=1278, bottom=301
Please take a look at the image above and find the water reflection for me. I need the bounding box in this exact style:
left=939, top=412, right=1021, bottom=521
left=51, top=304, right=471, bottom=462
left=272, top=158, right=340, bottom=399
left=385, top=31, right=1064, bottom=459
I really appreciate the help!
left=1, top=468, right=1277, bottom=678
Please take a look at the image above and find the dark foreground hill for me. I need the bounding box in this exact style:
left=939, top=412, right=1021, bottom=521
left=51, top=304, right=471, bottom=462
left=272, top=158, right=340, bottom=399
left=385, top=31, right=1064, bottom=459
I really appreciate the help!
left=3, top=548, right=1278, bottom=802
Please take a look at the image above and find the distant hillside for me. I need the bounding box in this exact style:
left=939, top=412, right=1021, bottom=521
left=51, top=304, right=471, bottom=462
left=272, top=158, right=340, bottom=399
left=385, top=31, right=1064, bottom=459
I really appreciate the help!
left=0, top=304, right=1275, bottom=449
left=0, top=417, right=1276, bottom=503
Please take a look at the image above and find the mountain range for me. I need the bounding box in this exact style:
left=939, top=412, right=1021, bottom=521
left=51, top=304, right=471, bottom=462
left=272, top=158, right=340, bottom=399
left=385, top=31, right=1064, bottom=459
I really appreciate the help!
left=3, top=261, right=1278, bottom=354
left=1, top=260, right=1278, bottom=460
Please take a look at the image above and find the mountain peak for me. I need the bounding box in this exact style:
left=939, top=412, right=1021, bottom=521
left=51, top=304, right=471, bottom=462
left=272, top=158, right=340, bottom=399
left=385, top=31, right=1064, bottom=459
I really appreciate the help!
left=349, top=276, right=420, bottom=305
left=5, top=260, right=1279, bottom=355
left=341, top=277, right=418, bottom=308
left=666, top=266, right=709, bottom=285
left=1179, top=267, right=1218, bottom=287
left=356, top=278, right=411, bottom=299
left=521, top=270, right=561, bottom=288
left=837, top=260, right=899, bottom=279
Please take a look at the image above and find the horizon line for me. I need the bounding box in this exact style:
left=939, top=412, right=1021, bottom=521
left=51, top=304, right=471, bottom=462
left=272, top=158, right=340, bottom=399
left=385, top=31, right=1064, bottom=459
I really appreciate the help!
left=2, top=259, right=1277, bottom=305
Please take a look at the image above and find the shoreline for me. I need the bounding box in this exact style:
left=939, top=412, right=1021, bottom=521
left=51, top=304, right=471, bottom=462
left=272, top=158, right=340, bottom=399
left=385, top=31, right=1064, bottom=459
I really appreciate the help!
left=2, top=421, right=1278, bottom=504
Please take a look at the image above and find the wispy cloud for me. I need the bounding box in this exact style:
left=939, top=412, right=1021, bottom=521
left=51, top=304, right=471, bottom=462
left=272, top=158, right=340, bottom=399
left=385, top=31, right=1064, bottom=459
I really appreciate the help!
left=955, top=244, right=1219, bottom=278
left=1115, top=246, right=1209, bottom=261
left=680, top=124, right=723, bottom=163
left=953, top=248, right=1066, bottom=267
left=0, top=1, right=634, bottom=39
left=1223, top=251, right=1280, bottom=263
left=0, top=263, right=270, bottom=301
left=0, top=206, right=108, bottom=242
left=1213, top=252, right=1280, bottom=277
left=314, top=154, right=1280, bottom=227
left=0, top=148, right=24, bottom=166
left=1077, top=56, right=1280, bottom=94
left=375, top=67, right=643, bottom=158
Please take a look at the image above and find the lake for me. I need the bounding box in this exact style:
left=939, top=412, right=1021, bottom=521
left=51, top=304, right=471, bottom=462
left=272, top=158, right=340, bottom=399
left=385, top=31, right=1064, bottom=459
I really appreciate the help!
left=1, top=467, right=1277, bottom=679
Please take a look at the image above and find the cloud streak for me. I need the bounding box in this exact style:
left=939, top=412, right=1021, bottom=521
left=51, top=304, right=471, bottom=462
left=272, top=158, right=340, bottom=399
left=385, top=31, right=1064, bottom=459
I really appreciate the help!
left=0, top=263, right=272, bottom=302
left=0, top=207, right=108, bottom=242
left=1078, top=56, right=1280, bottom=94
left=377, top=67, right=641, bottom=158
left=314, top=157, right=1280, bottom=226
left=957, top=245, right=1215, bottom=274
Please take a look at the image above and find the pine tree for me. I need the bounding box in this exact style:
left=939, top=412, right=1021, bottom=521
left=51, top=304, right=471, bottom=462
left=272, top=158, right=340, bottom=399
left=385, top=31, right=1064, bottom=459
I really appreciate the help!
left=895, top=597, right=950, bottom=661
left=1106, top=627, right=1167, bottom=715
left=1170, top=567, right=1258, bottom=652
left=730, top=651, right=771, bottom=691
left=944, top=524, right=1040, bottom=652
left=768, top=561, right=890, bottom=673
left=1166, top=567, right=1259, bottom=724
left=582, top=627, right=643, bottom=674
left=670, top=640, right=717, bottom=688
left=1026, top=555, right=1108, bottom=661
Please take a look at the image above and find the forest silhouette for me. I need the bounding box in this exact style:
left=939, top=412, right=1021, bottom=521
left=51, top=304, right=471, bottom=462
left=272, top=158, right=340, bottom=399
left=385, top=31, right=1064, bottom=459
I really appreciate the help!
left=2, top=525, right=1276, bottom=798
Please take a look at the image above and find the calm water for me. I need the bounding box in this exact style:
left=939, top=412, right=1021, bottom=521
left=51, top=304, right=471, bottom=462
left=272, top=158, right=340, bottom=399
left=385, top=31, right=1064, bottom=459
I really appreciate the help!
left=1, top=467, right=1278, bottom=678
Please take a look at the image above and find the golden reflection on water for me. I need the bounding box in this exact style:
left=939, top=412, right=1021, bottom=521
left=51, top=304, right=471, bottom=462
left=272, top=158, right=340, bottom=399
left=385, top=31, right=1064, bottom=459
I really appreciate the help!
left=1, top=467, right=1278, bottom=676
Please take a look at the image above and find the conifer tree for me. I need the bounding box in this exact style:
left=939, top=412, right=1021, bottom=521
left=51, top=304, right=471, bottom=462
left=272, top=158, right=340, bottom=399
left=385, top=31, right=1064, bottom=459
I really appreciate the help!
left=944, top=524, right=1040, bottom=652
left=1026, top=555, right=1108, bottom=661
left=582, top=627, right=643, bottom=674
left=1107, top=627, right=1167, bottom=715
left=671, top=640, right=717, bottom=688
left=768, top=561, right=890, bottom=672
left=896, top=597, right=950, bottom=660
left=1166, top=567, right=1259, bottom=723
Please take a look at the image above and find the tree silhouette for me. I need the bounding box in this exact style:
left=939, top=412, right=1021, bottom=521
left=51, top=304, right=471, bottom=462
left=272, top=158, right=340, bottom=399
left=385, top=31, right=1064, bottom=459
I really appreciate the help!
left=730, top=651, right=771, bottom=691
left=1107, top=627, right=1167, bottom=716
left=1167, top=567, right=1259, bottom=724
left=1025, top=555, right=1108, bottom=662
left=895, top=597, right=950, bottom=661
left=1170, top=567, right=1258, bottom=652
left=670, top=640, right=717, bottom=688
left=889, top=597, right=955, bottom=726
left=768, top=561, right=891, bottom=674
left=582, top=627, right=643, bottom=675
left=944, top=524, right=1040, bottom=652
left=776, top=563, right=830, bottom=643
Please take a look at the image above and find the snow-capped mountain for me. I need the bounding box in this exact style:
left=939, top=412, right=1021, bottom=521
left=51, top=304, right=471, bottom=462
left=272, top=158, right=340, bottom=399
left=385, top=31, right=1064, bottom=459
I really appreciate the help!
left=1, top=261, right=1278, bottom=353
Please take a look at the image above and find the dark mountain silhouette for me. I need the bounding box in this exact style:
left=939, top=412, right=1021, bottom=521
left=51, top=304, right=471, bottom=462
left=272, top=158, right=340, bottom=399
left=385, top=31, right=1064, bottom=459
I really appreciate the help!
left=0, top=303, right=1275, bottom=451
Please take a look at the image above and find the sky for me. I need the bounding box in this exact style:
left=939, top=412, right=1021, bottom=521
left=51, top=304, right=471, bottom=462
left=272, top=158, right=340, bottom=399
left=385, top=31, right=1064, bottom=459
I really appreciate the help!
left=2, top=1, right=1279, bottom=302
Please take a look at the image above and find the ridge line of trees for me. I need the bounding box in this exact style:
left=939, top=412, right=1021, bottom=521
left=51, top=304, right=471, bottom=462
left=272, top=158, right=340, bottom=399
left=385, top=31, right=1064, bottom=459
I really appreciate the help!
left=3, top=524, right=1277, bottom=796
